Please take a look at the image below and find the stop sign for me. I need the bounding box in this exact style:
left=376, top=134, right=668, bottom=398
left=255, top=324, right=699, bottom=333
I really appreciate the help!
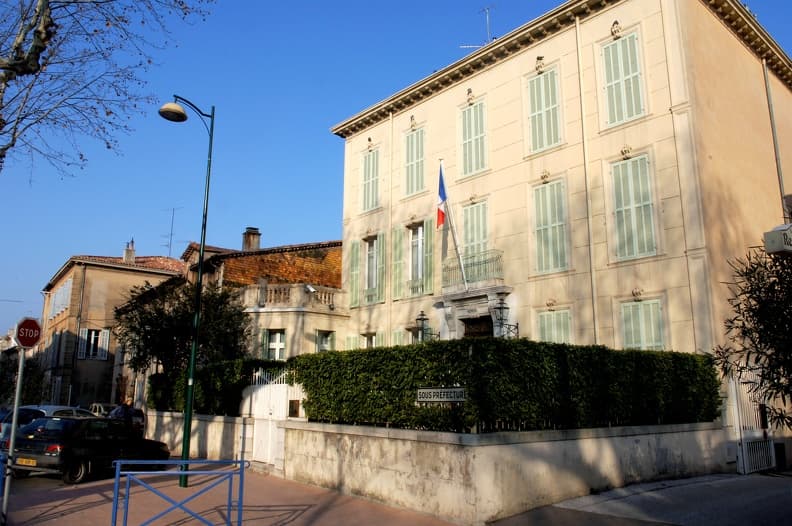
left=16, top=317, right=42, bottom=348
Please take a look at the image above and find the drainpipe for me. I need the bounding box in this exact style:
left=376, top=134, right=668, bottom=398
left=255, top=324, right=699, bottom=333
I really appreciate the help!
left=576, top=16, right=600, bottom=344
left=762, top=59, right=788, bottom=223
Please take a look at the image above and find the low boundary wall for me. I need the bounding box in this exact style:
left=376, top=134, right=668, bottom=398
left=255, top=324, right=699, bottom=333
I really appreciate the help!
left=280, top=421, right=733, bottom=525
left=146, top=411, right=252, bottom=460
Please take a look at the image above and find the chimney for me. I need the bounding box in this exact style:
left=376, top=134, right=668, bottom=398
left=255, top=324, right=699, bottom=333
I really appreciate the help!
left=123, top=238, right=135, bottom=263
left=242, top=227, right=261, bottom=251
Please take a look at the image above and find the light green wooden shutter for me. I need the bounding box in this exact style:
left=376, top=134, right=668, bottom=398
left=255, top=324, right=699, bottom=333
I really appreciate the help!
left=392, top=329, right=403, bottom=346
left=405, top=128, right=424, bottom=195
left=529, top=68, right=560, bottom=151
left=350, top=240, right=360, bottom=307
left=363, top=150, right=379, bottom=211
left=463, top=202, right=488, bottom=256
left=538, top=310, right=571, bottom=344
left=375, top=332, right=385, bottom=347
left=260, top=329, right=270, bottom=359
left=346, top=335, right=357, bottom=350
left=329, top=332, right=336, bottom=351
left=376, top=232, right=386, bottom=302
left=535, top=181, right=567, bottom=272
left=423, top=218, right=434, bottom=294
left=77, top=328, right=87, bottom=359
left=98, top=329, right=109, bottom=360
left=603, top=33, right=643, bottom=126
left=613, top=155, right=655, bottom=259
left=621, top=300, right=663, bottom=350
left=392, top=227, right=403, bottom=300
left=462, top=101, right=486, bottom=176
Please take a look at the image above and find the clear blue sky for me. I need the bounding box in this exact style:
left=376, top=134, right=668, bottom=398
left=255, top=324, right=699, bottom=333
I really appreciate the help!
left=1, top=0, right=790, bottom=332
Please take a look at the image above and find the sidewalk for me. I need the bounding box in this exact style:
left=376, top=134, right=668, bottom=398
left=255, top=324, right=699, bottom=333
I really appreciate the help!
left=5, top=466, right=454, bottom=526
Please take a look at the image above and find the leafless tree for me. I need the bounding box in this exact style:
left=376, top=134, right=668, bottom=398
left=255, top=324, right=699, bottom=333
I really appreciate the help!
left=0, top=0, right=213, bottom=178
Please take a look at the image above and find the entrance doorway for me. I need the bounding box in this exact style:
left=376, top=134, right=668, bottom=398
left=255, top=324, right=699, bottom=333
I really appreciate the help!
left=462, top=316, right=493, bottom=337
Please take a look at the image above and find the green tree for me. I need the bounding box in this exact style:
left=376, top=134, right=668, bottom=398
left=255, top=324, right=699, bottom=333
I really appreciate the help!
left=714, top=248, right=792, bottom=429
left=113, top=280, right=251, bottom=379
left=1, top=352, right=46, bottom=406
left=0, top=0, right=213, bottom=176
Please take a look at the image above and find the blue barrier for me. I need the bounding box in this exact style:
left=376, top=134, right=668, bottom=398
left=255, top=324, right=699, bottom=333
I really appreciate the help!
left=110, top=459, right=248, bottom=526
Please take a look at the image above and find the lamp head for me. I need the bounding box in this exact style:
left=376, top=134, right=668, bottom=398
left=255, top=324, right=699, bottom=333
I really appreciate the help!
left=159, top=101, right=188, bottom=122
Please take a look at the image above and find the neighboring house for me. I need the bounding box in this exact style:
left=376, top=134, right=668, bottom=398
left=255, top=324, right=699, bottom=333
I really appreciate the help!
left=38, top=241, right=185, bottom=407
left=333, top=0, right=791, bottom=354
left=194, top=227, right=346, bottom=360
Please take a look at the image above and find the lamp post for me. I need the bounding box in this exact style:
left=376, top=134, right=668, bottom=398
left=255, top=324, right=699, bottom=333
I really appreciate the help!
left=493, top=299, right=519, bottom=339
left=159, top=95, right=215, bottom=488
left=415, top=310, right=439, bottom=341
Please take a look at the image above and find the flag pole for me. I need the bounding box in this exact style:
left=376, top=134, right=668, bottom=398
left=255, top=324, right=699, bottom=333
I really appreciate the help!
left=438, top=160, right=469, bottom=291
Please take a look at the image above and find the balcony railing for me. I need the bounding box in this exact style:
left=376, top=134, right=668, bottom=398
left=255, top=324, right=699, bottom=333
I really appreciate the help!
left=442, top=249, right=504, bottom=291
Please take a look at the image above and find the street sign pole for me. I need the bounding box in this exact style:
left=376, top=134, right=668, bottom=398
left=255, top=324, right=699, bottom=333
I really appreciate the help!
left=2, top=318, right=40, bottom=526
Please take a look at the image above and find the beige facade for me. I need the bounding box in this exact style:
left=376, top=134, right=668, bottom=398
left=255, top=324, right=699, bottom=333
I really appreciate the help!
left=38, top=242, right=184, bottom=407
left=334, top=0, right=792, bottom=354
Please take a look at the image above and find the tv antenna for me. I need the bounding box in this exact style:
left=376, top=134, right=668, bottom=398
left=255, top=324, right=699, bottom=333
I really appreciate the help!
left=162, top=207, right=183, bottom=257
left=460, top=5, right=496, bottom=49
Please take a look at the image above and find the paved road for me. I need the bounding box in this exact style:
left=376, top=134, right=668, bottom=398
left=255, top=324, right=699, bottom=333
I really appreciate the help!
left=492, top=472, right=792, bottom=525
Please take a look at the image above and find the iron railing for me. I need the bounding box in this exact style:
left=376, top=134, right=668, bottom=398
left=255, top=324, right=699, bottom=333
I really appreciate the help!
left=442, top=249, right=504, bottom=289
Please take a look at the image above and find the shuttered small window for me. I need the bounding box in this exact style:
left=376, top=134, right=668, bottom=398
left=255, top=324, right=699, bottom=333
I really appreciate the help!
left=405, top=128, right=424, bottom=195
left=538, top=310, right=571, bottom=344
left=463, top=202, right=488, bottom=256
left=528, top=68, right=561, bottom=152
left=349, top=241, right=360, bottom=308
left=362, top=149, right=379, bottom=211
left=364, top=233, right=386, bottom=304
left=534, top=180, right=567, bottom=272
left=621, top=300, right=663, bottom=350
left=422, top=218, right=434, bottom=295
left=392, top=226, right=404, bottom=300
left=613, top=155, right=656, bottom=259
left=602, top=33, right=644, bottom=126
left=461, top=100, right=487, bottom=176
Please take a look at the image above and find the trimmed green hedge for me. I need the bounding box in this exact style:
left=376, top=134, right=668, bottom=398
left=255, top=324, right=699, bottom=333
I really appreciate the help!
left=147, top=358, right=284, bottom=415
left=289, top=338, right=721, bottom=433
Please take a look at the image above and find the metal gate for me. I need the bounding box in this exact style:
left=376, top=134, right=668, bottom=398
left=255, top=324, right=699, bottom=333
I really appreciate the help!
left=731, top=373, right=775, bottom=474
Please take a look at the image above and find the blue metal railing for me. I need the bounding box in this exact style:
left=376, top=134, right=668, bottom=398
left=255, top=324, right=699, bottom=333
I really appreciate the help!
left=110, top=459, right=249, bottom=526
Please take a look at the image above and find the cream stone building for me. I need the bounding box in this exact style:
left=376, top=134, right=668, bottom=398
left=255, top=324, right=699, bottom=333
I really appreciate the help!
left=333, top=0, right=791, bottom=355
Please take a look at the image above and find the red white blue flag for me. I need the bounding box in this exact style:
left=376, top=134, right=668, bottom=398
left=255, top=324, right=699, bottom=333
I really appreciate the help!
left=437, top=163, right=447, bottom=229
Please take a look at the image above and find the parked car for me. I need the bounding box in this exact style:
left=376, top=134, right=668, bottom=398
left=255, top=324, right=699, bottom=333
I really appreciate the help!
left=2, top=416, right=170, bottom=483
left=89, top=402, right=116, bottom=417
left=0, top=405, right=94, bottom=440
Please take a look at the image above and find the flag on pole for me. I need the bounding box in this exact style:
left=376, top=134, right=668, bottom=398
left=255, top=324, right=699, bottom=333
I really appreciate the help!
left=437, top=163, right=447, bottom=229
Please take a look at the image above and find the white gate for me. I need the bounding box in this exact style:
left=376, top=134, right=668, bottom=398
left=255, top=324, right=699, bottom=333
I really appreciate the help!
left=240, top=370, right=305, bottom=471
left=731, top=373, right=775, bottom=474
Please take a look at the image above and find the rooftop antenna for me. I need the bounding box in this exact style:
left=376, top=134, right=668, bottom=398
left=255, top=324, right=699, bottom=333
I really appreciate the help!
left=460, top=5, right=496, bottom=50
left=162, top=207, right=183, bottom=257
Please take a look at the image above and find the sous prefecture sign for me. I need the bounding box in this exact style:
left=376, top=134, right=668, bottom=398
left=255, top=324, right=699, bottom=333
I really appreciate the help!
left=417, top=388, right=466, bottom=403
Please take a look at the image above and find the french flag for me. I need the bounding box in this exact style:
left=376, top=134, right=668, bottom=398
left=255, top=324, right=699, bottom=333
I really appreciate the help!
left=437, top=163, right=447, bottom=229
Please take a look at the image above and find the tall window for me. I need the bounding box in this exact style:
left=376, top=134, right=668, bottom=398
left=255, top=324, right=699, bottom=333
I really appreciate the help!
left=362, top=149, right=379, bottom=211
left=349, top=241, right=361, bottom=308
left=528, top=68, right=561, bottom=152
left=77, top=328, right=108, bottom=360
left=410, top=223, right=424, bottom=287
left=621, top=300, right=663, bottom=350
left=461, top=100, right=487, bottom=176
left=405, top=128, right=424, bottom=195
left=316, top=330, right=335, bottom=352
left=262, top=329, right=286, bottom=360
left=534, top=180, right=567, bottom=272
left=602, top=33, right=644, bottom=126
left=49, top=277, right=72, bottom=318
left=463, top=201, right=488, bottom=282
left=537, top=310, right=571, bottom=344
left=364, top=234, right=385, bottom=304
left=613, top=155, right=656, bottom=259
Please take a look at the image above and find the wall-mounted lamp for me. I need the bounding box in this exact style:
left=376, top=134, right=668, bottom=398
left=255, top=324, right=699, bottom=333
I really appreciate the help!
left=415, top=310, right=439, bottom=342
left=493, top=299, right=519, bottom=339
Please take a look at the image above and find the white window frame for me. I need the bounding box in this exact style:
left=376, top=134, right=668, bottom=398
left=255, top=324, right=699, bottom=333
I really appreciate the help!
left=363, top=233, right=385, bottom=305
left=601, top=32, right=645, bottom=127
left=316, top=330, right=335, bottom=352
left=77, top=328, right=109, bottom=360
left=267, top=329, right=286, bottom=360
left=362, top=148, right=379, bottom=211
left=610, top=154, right=657, bottom=260
left=460, top=99, right=487, bottom=177
left=534, top=179, right=568, bottom=273
left=405, top=127, right=424, bottom=195
left=409, top=224, right=424, bottom=283
left=620, top=299, right=664, bottom=350
left=526, top=66, right=562, bottom=153
left=537, top=309, right=572, bottom=344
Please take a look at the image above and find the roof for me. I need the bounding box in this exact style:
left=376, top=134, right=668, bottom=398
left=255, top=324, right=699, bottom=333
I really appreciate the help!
left=180, top=242, right=235, bottom=262
left=331, top=0, right=792, bottom=138
left=44, top=255, right=185, bottom=292
left=206, top=241, right=343, bottom=289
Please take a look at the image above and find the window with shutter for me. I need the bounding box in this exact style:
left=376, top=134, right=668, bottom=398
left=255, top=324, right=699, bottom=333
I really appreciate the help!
left=461, top=100, right=487, bottom=176
left=602, top=33, right=644, bottom=126
left=405, top=128, right=424, bottom=195
left=98, top=329, right=109, bottom=360
left=362, top=149, right=379, bottom=211
left=77, top=328, right=87, bottom=359
left=528, top=68, right=561, bottom=152
left=392, top=227, right=403, bottom=300
left=537, top=310, right=571, bottom=344
left=612, top=155, right=656, bottom=259
left=463, top=202, right=488, bottom=282
left=260, top=329, right=270, bottom=359
left=621, top=300, right=663, bottom=350
left=349, top=241, right=360, bottom=308
left=423, top=218, right=434, bottom=295
left=534, top=180, right=568, bottom=273
left=267, top=330, right=286, bottom=360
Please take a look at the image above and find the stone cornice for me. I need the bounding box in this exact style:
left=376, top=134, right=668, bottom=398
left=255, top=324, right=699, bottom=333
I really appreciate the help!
left=331, top=0, right=792, bottom=139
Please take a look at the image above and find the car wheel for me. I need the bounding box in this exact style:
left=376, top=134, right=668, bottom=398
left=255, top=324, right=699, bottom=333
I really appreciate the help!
left=63, top=459, right=89, bottom=484
left=12, top=469, right=30, bottom=479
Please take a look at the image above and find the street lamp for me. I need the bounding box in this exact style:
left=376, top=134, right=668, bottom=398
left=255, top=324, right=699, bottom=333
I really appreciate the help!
left=493, top=299, right=519, bottom=339
left=415, top=310, right=439, bottom=342
left=159, top=95, right=215, bottom=487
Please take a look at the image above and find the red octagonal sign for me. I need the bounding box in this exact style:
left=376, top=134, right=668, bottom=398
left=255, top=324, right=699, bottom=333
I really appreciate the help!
left=16, top=317, right=42, bottom=348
